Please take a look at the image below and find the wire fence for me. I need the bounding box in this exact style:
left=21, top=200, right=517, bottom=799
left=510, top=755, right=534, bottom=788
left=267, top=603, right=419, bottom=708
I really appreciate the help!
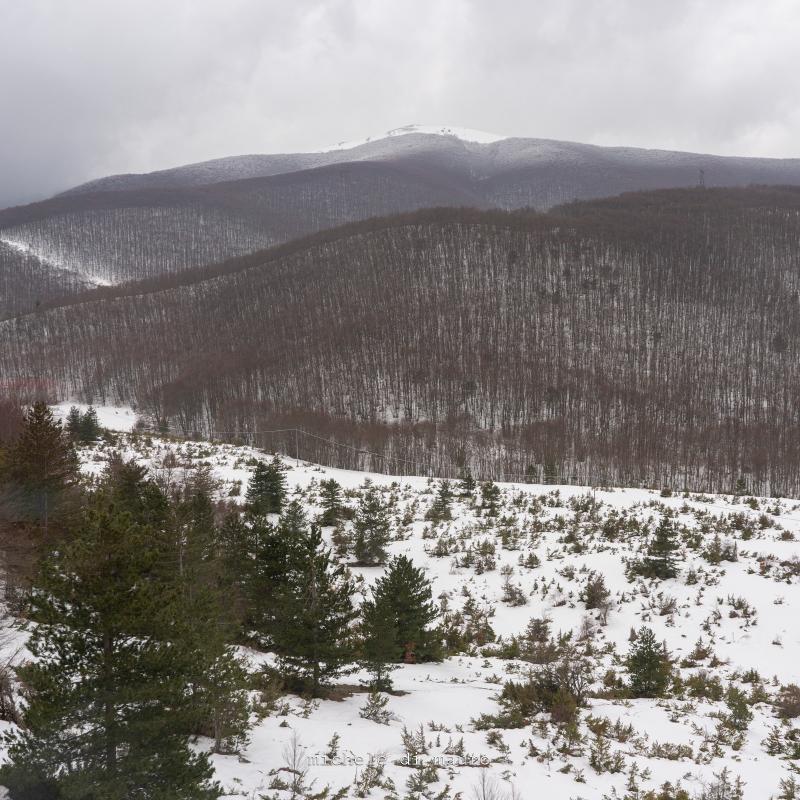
left=153, top=422, right=574, bottom=485
left=148, top=421, right=771, bottom=494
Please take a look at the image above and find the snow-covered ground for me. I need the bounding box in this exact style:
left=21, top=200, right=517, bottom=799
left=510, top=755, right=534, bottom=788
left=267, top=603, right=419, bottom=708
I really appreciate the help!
left=50, top=402, right=140, bottom=432
left=4, top=419, right=800, bottom=799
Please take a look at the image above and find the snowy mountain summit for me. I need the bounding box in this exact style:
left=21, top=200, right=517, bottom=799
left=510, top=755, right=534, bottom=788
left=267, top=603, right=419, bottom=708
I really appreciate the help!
left=321, top=123, right=508, bottom=151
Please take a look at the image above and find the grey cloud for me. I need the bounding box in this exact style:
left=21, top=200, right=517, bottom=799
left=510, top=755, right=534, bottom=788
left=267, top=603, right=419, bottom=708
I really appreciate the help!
left=1, top=0, right=799, bottom=208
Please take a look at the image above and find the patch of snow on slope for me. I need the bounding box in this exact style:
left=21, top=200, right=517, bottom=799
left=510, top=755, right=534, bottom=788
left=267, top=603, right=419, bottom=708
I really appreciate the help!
left=0, top=236, right=113, bottom=287
left=51, top=402, right=139, bottom=432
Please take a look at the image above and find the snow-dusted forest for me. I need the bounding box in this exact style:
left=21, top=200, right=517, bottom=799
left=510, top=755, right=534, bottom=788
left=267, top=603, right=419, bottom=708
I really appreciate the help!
left=2, top=408, right=798, bottom=799
left=3, top=189, right=800, bottom=494
left=4, top=0, right=800, bottom=796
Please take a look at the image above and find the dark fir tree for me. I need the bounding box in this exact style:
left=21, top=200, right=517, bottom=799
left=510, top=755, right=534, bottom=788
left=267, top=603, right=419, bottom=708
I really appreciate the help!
left=480, top=480, right=501, bottom=517
left=360, top=590, right=400, bottom=691
left=171, top=480, right=251, bottom=756
left=371, top=555, right=440, bottom=663
left=78, top=405, right=101, bottom=443
left=458, top=469, right=476, bottom=499
left=246, top=455, right=286, bottom=515
left=171, top=473, right=251, bottom=748
left=200, top=645, right=251, bottom=755
left=644, top=516, right=680, bottom=579
left=353, top=481, right=391, bottom=566
left=0, top=494, right=220, bottom=799
left=318, top=478, right=346, bottom=526
left=425, top=480, right=453, bottom=523
left=6, top=401, right=78, bottom=529
left=64, top=406, right=101, bottom=445
left=626, top=627, right=672, bottom=698
left=114, top=463, right=251, bottom=756
left=103, top=453, right=169, bottom=528
left=543, top=461, right=560, bottom=485
left=218, top=510, right=255, bottom=624
left=65, top=405, right=83, bottom=441
left=272, top=524, right=358, bottom=696
left=171, top=471, right=218, bottom=583
left=248, top=501, right=310, bottom=645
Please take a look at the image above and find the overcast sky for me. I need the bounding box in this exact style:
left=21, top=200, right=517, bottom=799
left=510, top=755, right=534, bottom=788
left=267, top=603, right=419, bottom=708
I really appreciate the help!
left=2, top=0, right=799, bottom=208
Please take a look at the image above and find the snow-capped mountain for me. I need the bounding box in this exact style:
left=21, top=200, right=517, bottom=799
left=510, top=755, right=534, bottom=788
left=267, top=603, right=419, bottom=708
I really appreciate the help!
left=3, top=126, right=800, bottom=317
left=320, top=123, right=508, bottom=151
left=52, top=124, right=800, bottom=198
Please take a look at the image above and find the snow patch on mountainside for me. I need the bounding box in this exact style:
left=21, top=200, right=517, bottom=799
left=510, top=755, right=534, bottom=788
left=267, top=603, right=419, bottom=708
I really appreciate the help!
left=51, top=402, right=139, bottom=432
left=0, top=236, right=111, bottom=287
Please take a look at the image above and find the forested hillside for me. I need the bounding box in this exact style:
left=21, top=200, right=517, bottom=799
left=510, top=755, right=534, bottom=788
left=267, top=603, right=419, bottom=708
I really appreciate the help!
left=0, top=161, right=482, bottom=306
left=0, top=239, right=92, bottom=317
left=2, top=187, right=799, bottom=494
left=4, top=130, right=800, bottom=317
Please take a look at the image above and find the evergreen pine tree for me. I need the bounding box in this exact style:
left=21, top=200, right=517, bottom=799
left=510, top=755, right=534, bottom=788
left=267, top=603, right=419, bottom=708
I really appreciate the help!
left=480, top=480, right=501, bottom=517
left=170, top=477, right=252, bottom=754
left=543, top=460, right=560, bottom=485
left=371, top=555, right=440, bottom=663
left=425, top=480, right=453, bottom=523
left=218, top=510, right=255, bottom=626
left=172, top=472, right=218, bottom=582
left=78, top=405, right=101, bottom=443
left=626, top=627, right=672, bottom=698
left=458, top=469, right=476, bottom=498
left=318, top=478, right=345, bottom=526
left=103, top=453, right=169, bottom=528
left=353, top=482, right=391, bottom=565
left=201, top=646, right=252, bottom=755
left=6, top=401, right=79, bottom=528
left=65, top=405, right=82, bottom=440
left=246, top=501, right=312, bottom=645
left=644, top=516, right=680, bottom=579
left=246, top=455, right=286, bottom=515
left=0, top=495, right=220, bottom=799
left=272, top=524, right=358, bottom=696
left=360, top=591, right=400, bottom=691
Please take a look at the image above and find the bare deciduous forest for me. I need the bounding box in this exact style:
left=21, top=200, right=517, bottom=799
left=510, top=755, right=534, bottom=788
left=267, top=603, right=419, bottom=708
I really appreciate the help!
left=2, top=186, right=800, bottom=493
left=5, top=134, right=800, bottom=319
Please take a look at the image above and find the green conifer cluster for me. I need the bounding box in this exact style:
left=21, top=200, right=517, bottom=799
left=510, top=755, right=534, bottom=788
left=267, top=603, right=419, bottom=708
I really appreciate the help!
left=0, top=410, right=444, bottom=795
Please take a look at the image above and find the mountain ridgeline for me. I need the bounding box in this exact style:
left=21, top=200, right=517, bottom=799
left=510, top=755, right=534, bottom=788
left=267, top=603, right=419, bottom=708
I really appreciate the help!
left=3, top=129, right=800, bottom=318
left=2, top=187, right=800, bottom=494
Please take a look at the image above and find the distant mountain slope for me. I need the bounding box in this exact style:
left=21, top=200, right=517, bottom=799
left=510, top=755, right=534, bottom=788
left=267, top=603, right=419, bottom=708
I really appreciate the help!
left=0, top=160, right=482, bottom=307
left=4, top=187, right=800, bottom=494
left=3, top=128, right=800, bottom=315
left=60, top=127, right=800, bottom=200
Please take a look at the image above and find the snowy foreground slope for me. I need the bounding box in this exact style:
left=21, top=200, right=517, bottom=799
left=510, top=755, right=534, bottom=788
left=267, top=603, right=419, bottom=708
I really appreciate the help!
left=4, top=418, right=800, bottom=799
